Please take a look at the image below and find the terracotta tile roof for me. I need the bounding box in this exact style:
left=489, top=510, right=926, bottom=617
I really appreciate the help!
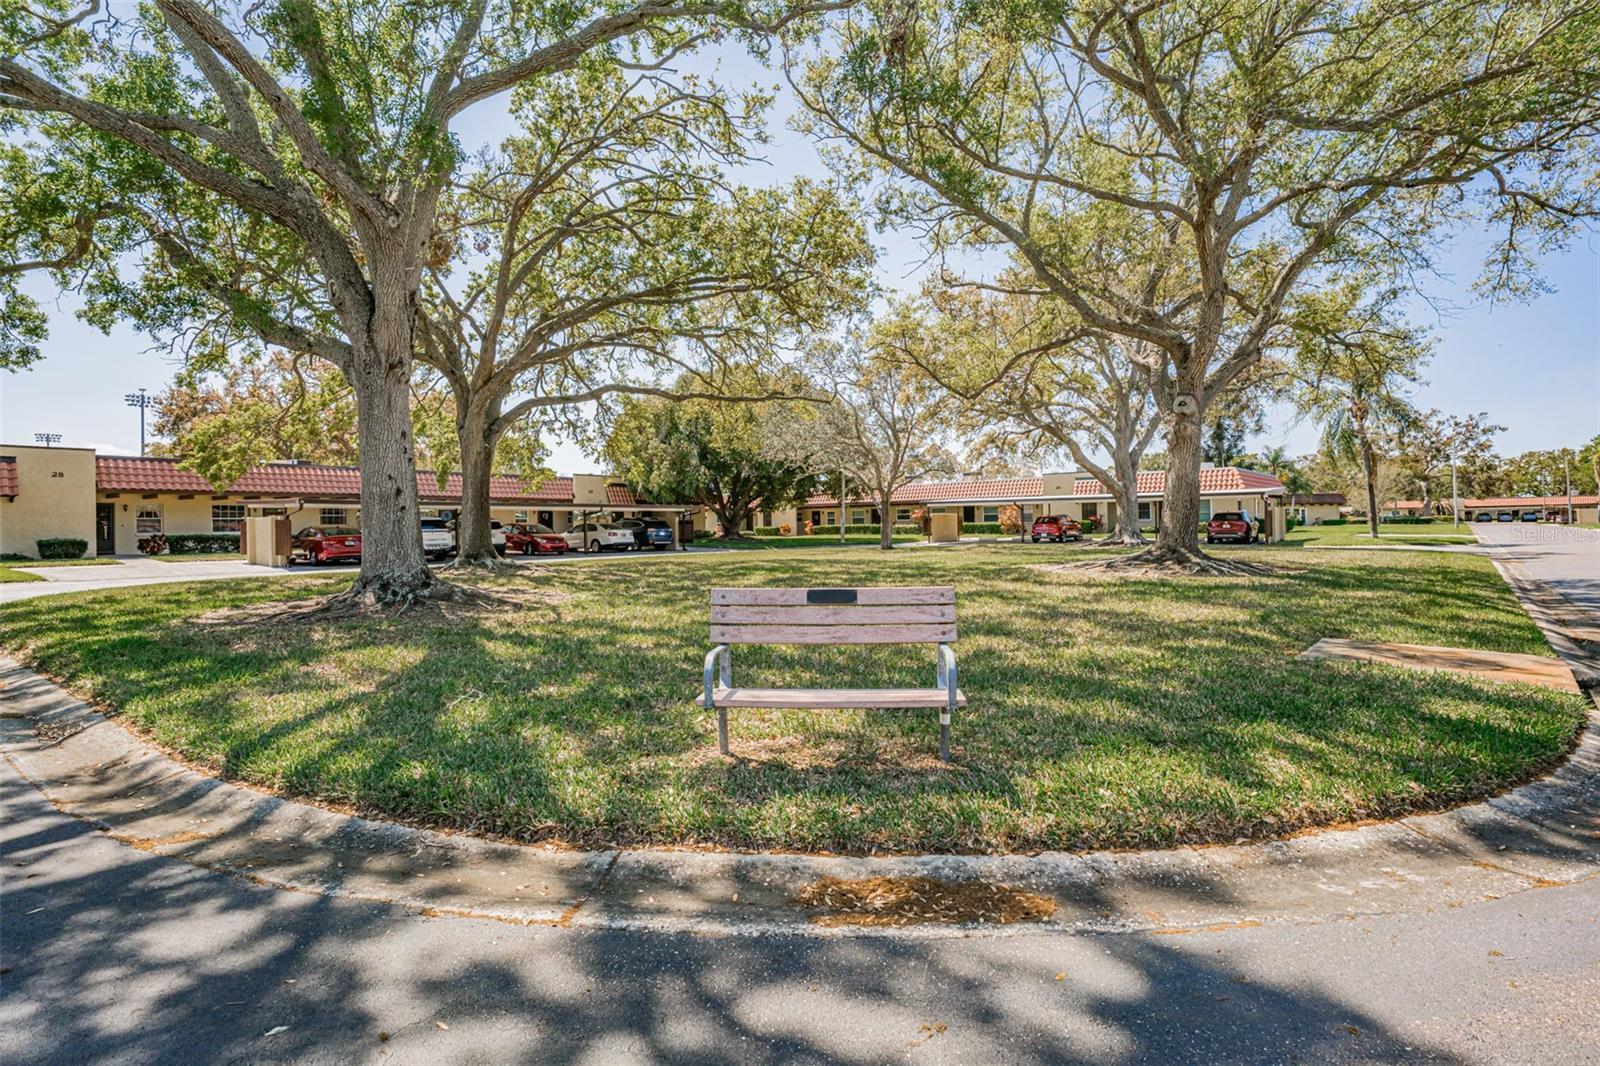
left=1391, top=495, right=1600, bottom=510
left=95, top=456, right=586, bottom=505
left=806, top=467, right=1285, bottom=507
left=606, top=483, right=643, bottom=507
left=0, top=456, right=17, bottom=498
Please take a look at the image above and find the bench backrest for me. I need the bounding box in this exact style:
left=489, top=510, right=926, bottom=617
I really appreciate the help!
left=710, top=587, right=957, bottom=645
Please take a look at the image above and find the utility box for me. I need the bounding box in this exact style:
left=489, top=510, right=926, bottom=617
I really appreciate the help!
left=928, top=513, right=961, bottom=543
left=244, top=515, right=291, bottom=566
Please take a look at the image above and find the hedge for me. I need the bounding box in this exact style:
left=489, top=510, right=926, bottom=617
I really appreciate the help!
left=961, top=522, right=1006, bottom=534
left=36, top=538, right=88, bottom=559
left=806, top=523, right=922, bottom=535
left=167, top=532, right=241, bottom=555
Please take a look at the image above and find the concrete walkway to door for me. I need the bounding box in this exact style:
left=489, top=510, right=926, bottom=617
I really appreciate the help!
left=0, top=556, right=310, bottom=604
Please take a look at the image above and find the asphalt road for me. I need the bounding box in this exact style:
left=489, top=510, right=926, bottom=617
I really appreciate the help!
left=1473, top=522, right=1600, bottom=618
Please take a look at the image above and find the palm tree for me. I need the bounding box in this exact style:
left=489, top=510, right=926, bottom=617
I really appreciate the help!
left=1291, top=285, right=1429, bottom=538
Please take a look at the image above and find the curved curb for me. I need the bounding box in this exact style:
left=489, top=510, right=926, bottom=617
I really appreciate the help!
left=2, top=656, right=1594, bottom=940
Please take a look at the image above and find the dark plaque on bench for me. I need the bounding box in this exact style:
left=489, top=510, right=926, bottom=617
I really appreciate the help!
left=806, top=588, right=858, bottom=605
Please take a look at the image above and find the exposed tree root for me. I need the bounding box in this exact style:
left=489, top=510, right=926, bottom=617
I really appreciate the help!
left=443, top=553, right=523, bottom=576
left=1067, top=543, right=1278, bottom=577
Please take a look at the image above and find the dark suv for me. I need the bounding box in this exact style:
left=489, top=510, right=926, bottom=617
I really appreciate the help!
left=616, top=517, right=675, bottom=550
left=1206, top=510, right=1257, bottom=544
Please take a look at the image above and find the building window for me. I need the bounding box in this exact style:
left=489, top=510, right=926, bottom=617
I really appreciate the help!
left=135, top=504, right=163, bottom=535
left=514, top=511, right=528, bottom=523
left=1138, top=502, right=1151, bottom=523
left=1198, top=499, right=1212, bottom=521
left=826, top=511, right=836, bottom=525
left=896, top=508, right=912, bottom=522
left=319, top=507, right=348, bottom=526
left=981, top=506, right=999, bottom=523
left=851, top=509, right=866, bottom=525
left=211, top=504, right=245, bottom=532
left=811, top=510, right=821, bottom=525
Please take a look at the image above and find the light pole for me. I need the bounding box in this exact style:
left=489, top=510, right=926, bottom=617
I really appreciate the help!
left=124, top=388, right=152, bottom=456
left=1450, top=451, right=1460, bottom=529
left=33, top=432, right=62, bottom=448
left=1565, top=450, right=1574, bottom=524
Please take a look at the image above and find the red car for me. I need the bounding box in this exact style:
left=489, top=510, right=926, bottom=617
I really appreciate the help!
left=1206, top=510, right=1257, bottom=544
left=504, top=522, right=569, bottom=556
left=291, top=525, right=362, bottom=565
left=1031, top=515, right=1082, bottom=542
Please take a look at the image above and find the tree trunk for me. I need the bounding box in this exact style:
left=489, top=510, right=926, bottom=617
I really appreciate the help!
left=1153, top=404, right=1203, bottom=556
left=349, top=332, right=432, bottom=601
left=711, top=499, right=751, bottom=539
left=1105, top=453, right=1147, bottom=546
left=1419, top=477, right=1433, bottom=519
left=1362, top=435, right=1381, bottom=539
left=448, top=397, right=504, bottom=568
left=878, top=494, right=894, bottom=550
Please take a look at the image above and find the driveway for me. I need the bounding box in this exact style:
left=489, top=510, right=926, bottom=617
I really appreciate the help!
left=1473, top=522, right=1600, bottom=619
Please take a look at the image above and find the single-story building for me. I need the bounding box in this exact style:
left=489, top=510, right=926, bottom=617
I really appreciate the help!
left=761, top=466, right=1288, bottom=538
left=1387, top=495, right=1600, bottom=524
left=1284, top=492, right=1347, bottom=525
left=0, top=445, right=702, bottom=558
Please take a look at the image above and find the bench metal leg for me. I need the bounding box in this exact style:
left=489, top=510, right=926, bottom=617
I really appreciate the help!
left=704, top=644, right=731, bottom=755
left=937, top=643, right=957, bottom=762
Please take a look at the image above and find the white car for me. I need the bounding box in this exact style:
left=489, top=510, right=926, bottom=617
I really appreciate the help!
left=420, top=518, right=456, bottom=560
left=562, top=521, right=635, bottom=552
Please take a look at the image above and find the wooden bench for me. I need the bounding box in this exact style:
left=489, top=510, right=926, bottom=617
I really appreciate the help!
left=701, top=586, right=966, bottom=761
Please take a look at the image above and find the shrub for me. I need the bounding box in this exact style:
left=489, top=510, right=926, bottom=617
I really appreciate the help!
left=1380, top=515, right=1434, bottom=525
left=998, top=505, right=1023, bottom=534
left=961, top=522, right=1005, bottom=534
left=1320, top=518, right=1351, bottom=525
left=1285, top=516, right=1300, bottom=532
left=1080, top=514, right=1101, bottom=533
left=36, top=538, right=88, bottom=559
left=168, top=532, right=242, bottom=555
left=137, top=535, right=168, bottom=556
left=752, top=526, right=781, bottom=537
left=778, top=523, right=792, bottom=536
left=803, top=523, right=921, bottom=536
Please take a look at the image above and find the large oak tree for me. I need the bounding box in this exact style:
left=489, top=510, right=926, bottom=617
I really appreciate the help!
left=793, top=0, right=1600, bottom=572
left=0, top=0, right=840, bottom=603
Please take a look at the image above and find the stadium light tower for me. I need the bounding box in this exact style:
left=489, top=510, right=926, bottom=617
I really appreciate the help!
left=124, top=388, right=153, bottom=456
left=34, top=432, right=62, bottom=447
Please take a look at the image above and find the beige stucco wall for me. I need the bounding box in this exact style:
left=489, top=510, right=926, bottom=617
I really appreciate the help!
left=0, top=445, right=98, bottom=558
left=1290, top=503, right=1343, bottom=524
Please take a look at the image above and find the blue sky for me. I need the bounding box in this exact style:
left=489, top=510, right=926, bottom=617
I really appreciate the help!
left=3, top=48, right=1597, bottom=471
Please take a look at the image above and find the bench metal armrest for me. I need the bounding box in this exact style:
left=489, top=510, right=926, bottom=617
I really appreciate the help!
left=703, top=644, right=730, bottom=708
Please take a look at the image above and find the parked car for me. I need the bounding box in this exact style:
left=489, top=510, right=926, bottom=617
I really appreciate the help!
left=505, top=523, right=568, bottom=555
left=562, top=520, right=635, bottom=552
left=1497, top=512, right=1514, bottom=522
left=1030, top=515, right=1082, bottom=542
left=291, top=525, right=362, bottom=565
left=1475, top=513, right=1493, bottom=522
left=616, top=517, right=675, bottom=550
left=420, top=517, right=456, bottom=560
left=1520, top=511, right=1540, bottom=522
left=1206, top=510, right=1257, bottom=544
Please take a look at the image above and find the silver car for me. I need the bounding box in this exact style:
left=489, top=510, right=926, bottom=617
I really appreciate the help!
left=562, top=521, right=635, bottom=552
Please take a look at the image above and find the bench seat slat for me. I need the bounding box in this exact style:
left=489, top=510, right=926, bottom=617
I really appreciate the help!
left=709, top=686, right=967, bottom=709
left=711, top=605, right=956, bottom=625
left=712, top=586, right=955, bottom=606
left=711, top=623, right=957, bottom=645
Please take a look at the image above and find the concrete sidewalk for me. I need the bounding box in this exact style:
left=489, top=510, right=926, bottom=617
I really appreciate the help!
left=0, top=556, right=314, bottom=603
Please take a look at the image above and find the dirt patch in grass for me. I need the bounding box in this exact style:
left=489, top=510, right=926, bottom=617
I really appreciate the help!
left=795, top=875, right=1057, bottom=927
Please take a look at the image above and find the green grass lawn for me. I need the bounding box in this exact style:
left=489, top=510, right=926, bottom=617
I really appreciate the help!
left=0, top=557, right=121, bottom=568
left=1282, top=525, right=1478, bottom=547
left=0, top=567, right=45, bottom=583
left=0, top=544, right=1583, bottom=854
